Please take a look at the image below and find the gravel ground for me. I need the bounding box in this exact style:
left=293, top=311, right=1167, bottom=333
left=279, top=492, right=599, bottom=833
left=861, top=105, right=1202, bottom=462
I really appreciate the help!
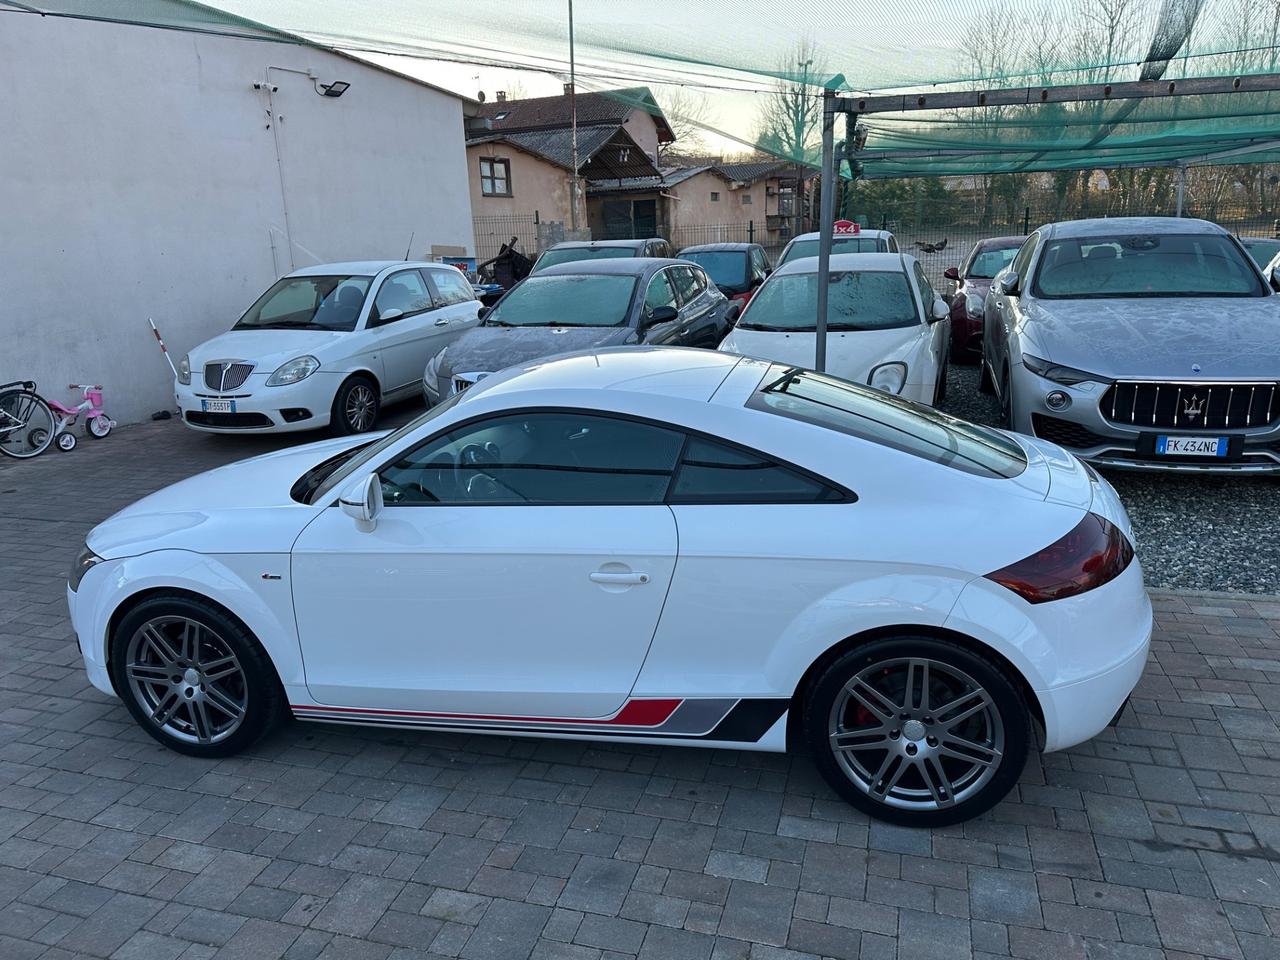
left=941, top=361, right=1280, bottom=595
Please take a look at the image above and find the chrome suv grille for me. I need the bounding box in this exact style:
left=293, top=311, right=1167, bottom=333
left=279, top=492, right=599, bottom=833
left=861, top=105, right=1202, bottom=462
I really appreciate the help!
left=451, top=372, right=490, bottom=395
left=204, top=361, right=254, bottom=392
left=1101, top=381, right=1279, bottom=430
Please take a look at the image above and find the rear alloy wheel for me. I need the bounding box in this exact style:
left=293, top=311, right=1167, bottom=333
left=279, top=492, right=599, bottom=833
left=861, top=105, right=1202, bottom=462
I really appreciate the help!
left=803, top=636, right=1029, bottom=826
left=111, top=596, right=282, bottom=757
left=331, top=376, right=379, bottom=436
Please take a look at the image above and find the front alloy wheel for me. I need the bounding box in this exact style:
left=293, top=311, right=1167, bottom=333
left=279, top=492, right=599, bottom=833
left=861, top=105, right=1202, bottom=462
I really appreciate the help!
left=111, top=596, right=282, bottom=756
left=805, top=637, right=1029, bottom=826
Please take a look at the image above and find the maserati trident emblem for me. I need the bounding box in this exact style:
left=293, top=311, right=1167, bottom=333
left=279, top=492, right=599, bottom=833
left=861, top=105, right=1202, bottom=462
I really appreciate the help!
left=1182, top=394, right=1205, bottom=420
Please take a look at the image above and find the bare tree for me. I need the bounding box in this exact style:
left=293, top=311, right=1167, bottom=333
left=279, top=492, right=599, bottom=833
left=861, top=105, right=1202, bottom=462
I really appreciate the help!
left=751, top=40, right=827, bottom=163
left=656, top=87, right=711, bottom=157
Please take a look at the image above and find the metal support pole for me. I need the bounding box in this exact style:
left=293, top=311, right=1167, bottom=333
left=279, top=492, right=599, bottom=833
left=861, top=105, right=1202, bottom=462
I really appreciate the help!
left=815, top=88, right=837, bottom=374
left=1175, top=164, right=1186, bottom=217
left=568, top=0, right=580, bottom=232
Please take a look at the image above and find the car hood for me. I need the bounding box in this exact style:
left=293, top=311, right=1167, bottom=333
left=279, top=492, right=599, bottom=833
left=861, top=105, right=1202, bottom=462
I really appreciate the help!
left=86, top=434, right=374, bottom=559
left=187, top=328, right=355, bottom=374
left=720, top=325, right=926, bottom=384
left=441, top=325, right=638, bottom=375
left=1021, top=296, right=1280, bottom=379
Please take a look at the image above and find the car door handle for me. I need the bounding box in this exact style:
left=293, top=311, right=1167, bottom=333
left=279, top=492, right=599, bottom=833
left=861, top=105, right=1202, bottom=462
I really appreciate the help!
left=434, top=318, right=450, bottom=326
left=589, top=571, right=650, bottom=585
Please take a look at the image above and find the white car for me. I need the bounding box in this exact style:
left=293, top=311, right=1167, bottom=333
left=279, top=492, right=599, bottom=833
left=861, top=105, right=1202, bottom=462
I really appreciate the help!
left=775, top=229, right=899, bottom=267
left=176, top=261, right=482, bottom=435
left=69, top=348, right=1150, bottom=825
left=719, top=253, right=951, bottom=404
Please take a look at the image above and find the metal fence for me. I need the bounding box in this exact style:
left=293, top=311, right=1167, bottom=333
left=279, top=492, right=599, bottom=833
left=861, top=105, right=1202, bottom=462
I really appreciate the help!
left=473, top=214, right=540, bottom=263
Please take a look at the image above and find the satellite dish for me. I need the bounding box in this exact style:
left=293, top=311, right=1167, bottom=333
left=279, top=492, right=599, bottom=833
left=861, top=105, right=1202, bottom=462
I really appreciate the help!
left=477, top=91, right=486, bottom=102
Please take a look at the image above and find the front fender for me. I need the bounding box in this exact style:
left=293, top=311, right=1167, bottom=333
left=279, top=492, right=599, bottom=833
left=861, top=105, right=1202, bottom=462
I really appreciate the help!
left=72, top=549, right=303, bottom=694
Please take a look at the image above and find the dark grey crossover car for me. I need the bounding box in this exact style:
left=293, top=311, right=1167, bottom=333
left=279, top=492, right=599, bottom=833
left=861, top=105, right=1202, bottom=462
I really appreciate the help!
left=983, top=217, right=1280, bottom=473
left=423, top=258, right=736, bottom=402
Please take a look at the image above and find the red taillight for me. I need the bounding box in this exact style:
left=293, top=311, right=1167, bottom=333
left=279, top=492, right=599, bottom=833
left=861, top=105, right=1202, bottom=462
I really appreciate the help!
left=731, top=290, right=753, bottom=304
left=985, top=513, right=1134, bottom=604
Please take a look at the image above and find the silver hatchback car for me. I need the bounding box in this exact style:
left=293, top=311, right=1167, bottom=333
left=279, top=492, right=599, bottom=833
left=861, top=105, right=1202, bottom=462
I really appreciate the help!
left=983, top=217, right=1280, bottom=474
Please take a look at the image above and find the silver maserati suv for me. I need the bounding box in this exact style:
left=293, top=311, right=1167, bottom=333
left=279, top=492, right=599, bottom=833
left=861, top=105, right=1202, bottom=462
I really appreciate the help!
left=983, top=217, right=1280, bottom=473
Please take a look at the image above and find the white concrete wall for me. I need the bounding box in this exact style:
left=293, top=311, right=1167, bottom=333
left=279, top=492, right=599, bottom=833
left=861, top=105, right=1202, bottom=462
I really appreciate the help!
left=0, top=12, right=473, bottom=424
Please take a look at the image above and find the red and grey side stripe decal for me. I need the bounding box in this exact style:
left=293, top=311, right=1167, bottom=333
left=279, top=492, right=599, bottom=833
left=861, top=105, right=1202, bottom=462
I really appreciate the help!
left=290, top=697, right=788, bottom=743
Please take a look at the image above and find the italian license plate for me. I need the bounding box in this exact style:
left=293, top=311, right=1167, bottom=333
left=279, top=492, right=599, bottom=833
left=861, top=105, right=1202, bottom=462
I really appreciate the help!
left=1155, top=435, right=1228, bottom=457
left=201, top=399, right=235, bottom=414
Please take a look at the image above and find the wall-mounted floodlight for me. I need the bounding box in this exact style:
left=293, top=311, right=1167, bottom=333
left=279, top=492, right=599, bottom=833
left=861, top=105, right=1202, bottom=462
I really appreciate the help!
left=318, top=80, right=350, bottom=98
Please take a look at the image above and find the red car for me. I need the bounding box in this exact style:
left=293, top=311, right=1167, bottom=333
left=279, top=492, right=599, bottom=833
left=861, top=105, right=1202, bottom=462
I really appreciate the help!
left=944, top=235, right=1026, bottom=361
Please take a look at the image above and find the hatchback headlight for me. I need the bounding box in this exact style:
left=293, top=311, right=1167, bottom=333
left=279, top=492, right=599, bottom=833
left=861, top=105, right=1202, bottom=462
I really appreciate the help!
left=69, top=545, right=102, bottom=592
left=1022, top=354, right=1107, bottom=386
left=868, top=362, right=907, bottom=395
left=964, top=293, right=985, bottom=319
left=266, top=355, right=320, bottom=386
left=425, top=349, right=446, bottom=384
left=177, top=354, right=192, bottom=386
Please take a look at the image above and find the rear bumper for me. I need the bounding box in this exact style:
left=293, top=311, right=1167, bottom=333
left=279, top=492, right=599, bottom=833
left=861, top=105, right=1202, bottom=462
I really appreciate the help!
left=1037, top=634, right=1149, bottom=751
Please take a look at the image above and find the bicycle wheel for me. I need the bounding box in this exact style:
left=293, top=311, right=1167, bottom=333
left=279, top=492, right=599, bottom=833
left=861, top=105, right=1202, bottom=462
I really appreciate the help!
left=0, top=389, right=56, bottom=459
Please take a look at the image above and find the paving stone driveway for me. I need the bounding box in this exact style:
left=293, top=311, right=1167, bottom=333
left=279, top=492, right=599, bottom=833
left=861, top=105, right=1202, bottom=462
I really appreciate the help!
left=2, top=418, right=1280, bottom=960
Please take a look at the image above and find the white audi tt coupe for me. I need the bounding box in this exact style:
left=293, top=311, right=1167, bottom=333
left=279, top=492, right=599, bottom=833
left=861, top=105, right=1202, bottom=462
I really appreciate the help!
left=68, top=348, right=1151, bottom=825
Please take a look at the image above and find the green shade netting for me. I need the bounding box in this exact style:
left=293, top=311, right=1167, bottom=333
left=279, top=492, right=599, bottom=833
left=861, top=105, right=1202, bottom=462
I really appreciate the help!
left=9, top=0, right=1280, bottom=176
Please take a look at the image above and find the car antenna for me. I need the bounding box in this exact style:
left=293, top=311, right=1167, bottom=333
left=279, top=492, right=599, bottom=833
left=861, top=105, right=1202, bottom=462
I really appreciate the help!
left=403, top=232, right=415, bottom=261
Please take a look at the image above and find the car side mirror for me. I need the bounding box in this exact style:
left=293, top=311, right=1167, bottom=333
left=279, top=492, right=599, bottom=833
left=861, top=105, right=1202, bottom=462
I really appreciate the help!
left=477, top=305, right=491, bottom=320
left=339, top=472, right=383, bottom=531
left=642, top=305, right=679, bottom=331
left=377, top=308, right=404, bottom=325
left=995, top=273, right=1019, bottom=296
left=931, top=298, right=950, bottom=322
left=943, top=266, right=960, bottom=281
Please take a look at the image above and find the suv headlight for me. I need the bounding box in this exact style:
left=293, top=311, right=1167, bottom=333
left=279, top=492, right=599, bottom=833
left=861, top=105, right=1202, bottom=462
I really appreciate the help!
left=69, top=544, right=102, bottom=592
left=177, top=354, right=191, bottom=386
left=266, top=355, right=320, bottom=387
left=868, top=362, right=908, bottom=394
left=964, top=292, right=985, bottom=319
left=1022, top=354, right=1108, bottom=386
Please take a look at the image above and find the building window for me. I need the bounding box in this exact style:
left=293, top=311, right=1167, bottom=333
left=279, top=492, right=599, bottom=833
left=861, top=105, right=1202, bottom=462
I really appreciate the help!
left=710, top=191, right=721, bottom=202
left=479, top=158, right=511, bottom=197
left=741, top=193, right=752, bottom=205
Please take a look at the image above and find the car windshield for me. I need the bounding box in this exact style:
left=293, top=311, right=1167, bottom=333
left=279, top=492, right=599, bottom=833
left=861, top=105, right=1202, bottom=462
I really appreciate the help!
left=234, top=275, right=372, bottom=332
left=487, top=274, right=637, bottom=327
left=1241, top=237, right=1280, bottom=267
left=750, top=366, right=1027, bottom=479
left=307, top=392, right=464, bottom=503
left=681, top=251, right=749, bottom=291
left=966, top=246, right=1020, bottom=279
left=779, top=236, right=886, bottom=264
left=534, top=246, right=637, bottom=271
left=1034, top=233, right=1267, bottom=299
left=739, top=270, right=917, bottom=332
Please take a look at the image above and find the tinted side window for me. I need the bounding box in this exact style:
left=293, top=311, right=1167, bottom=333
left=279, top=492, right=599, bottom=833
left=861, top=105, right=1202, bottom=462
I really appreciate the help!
left=911, top=262, right=934, bottom=312
left=373, top=270, right=433, bottom=322
left=1010, top=232, right=1039, bottom=283
left=380, top=412, right=683, bottom=505
left=428, top=268, right=478, bottom=307
left=671, top=266, right=701, bottom=303
left=887, top=236, right=899, bottom=253
left=645, top=271, right=679, bottom=313
left=669, top=437, right=840, bottom=503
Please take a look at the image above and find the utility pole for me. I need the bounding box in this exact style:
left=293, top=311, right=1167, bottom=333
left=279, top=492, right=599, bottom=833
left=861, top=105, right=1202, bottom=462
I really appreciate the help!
left=1175, top=163, right=1186, bottom=217
left=568, top=0, right=580, bottom=233
left=814, top=88, right=837, bottom=373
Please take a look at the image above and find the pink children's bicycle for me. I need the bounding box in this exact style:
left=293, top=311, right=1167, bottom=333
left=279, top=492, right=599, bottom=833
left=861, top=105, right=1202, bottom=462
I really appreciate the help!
left=45, top=384, right=116, bottom=451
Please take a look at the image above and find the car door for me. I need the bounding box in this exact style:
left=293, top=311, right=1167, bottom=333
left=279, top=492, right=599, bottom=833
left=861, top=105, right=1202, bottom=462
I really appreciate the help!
left=424, top=267, right=484, bottom=345
left=911, top=261, right=947, bottom=386
left=986, top=233, right=1038, bottom=384
left=290, top=410, right=684, bottom=718
left=638, top=268, right=685, bottom=344
left=670, top=265, right=718, bottom=347
left=367, top=268, right=444, bottom=395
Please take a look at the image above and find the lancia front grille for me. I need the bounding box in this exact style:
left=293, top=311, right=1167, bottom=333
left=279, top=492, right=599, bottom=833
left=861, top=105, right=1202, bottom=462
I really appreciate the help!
left=204, top=361, right=255, bottom=392
left=1100, top=381, right=1279, bottom=430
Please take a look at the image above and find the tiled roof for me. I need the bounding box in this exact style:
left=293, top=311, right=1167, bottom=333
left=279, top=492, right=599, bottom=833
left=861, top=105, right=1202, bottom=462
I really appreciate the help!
left=467, top=124, right=660, bottom=180
left=477, top=86, right=675, bottom=142
left=586, top=165, right=730, bottom=195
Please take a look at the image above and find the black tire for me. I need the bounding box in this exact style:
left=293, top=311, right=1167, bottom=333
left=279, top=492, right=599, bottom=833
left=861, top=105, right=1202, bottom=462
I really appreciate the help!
left=109, top=594, right=283, bottom=758
left=802, top=635, right=1030, bottom=827
left=330, top=375, right=380, bottom=436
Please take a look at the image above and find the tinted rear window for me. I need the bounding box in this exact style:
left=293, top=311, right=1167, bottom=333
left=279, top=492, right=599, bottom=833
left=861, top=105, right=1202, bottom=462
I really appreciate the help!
left=749, top=367, right=1027, bottom=479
